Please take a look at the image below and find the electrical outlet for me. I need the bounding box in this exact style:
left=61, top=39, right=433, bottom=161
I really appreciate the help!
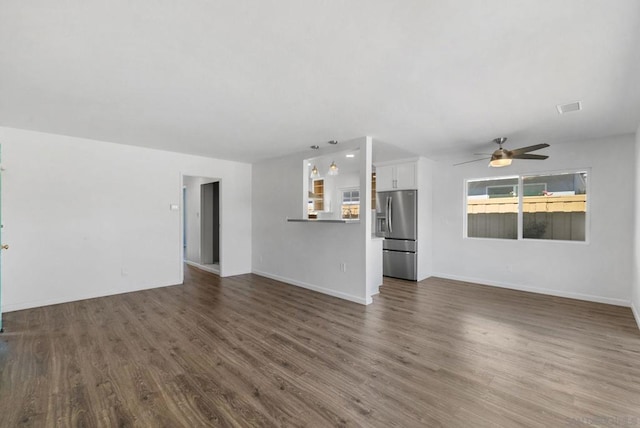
left=339, top=262, right=347, bottom=272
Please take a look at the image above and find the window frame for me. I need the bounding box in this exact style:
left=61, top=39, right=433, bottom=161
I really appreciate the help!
left=341, top=189, right=360, bottom=205
left=464, top=169, right=590, bottom=244
left=340, top=187, right=360, bottom=219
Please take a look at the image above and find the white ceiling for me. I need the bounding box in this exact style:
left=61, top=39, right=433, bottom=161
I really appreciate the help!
left=1, top=1, right=639, bottom=163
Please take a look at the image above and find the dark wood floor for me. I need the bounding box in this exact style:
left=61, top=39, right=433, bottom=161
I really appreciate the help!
left=1, top=266, right=639, bottom=427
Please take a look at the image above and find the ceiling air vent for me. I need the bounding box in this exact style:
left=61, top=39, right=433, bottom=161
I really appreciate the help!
left=556, top=101, right=582, bottom=114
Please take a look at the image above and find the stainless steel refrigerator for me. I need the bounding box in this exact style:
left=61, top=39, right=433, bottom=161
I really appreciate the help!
left=376, top=189, right=417, bottom=280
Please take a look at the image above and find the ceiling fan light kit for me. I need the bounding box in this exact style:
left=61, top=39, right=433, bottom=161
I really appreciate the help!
left=489, top=157, right=512, bottom=168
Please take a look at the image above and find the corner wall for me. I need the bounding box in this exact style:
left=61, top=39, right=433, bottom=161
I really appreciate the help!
left=417, top=157, right=434, bottom=281
left=251, top=137, right=372, bottom=304
left=0, top=127, right=252, bottom=312
left=432, top=134, right=635, bottom=306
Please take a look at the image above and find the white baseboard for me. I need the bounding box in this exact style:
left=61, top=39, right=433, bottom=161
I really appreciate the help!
left=252, top=270, right=371, bottom=305
left=632, top=302, right=640, bottom=331
left=431, top=272, right=631, bottom=307
left=2, top=281, right=181, bottom=313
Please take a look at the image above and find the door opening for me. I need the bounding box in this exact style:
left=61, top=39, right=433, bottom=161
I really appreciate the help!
left=182, top=186, right=187, bottom=261
left=0, top=146, right=4, bottom=332
left=182, top=175, right=221, bottom=276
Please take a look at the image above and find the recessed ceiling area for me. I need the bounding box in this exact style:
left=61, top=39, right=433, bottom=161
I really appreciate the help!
left=0, top=1, right=639, bottom=163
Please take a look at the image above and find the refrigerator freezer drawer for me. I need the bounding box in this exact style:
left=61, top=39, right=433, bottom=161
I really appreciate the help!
left=383, top=239, right=416, bottom=252
left=383, top=250, right=417, bottom=281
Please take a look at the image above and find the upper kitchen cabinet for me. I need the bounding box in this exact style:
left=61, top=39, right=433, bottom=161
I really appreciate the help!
left=375, top=161, right=417, bottom=191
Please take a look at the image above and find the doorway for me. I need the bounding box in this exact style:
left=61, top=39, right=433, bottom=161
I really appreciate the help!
left=0, top=145, right=3, bottom=332
left=182, top=175, right=221, bottom=276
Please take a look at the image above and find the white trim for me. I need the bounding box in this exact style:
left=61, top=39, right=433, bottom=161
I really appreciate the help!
left=252, top=270, right=371, bottom=305
left=632, top=302, right=640, bottom=331
left=185, top=260, right=220, bottom=275
left=179, top=173, right=185, bottom=285
left=431, top=272, right=631, bottom=307
left=486, top=183, right=518, bottom=197
left=517, top=175, right=523, bottom=239
left=373, top=157, right=419, bottom=167
left=2, top=281, right=181, bottom=313
left=467, top=174, right=519, bottom=183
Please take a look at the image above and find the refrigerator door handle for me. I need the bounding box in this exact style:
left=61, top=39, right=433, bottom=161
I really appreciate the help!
left=385, top=197, right=388, bottom=233
left=388, top=196, right=392, bottom=234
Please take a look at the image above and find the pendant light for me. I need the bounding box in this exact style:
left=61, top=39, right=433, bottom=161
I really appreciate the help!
left=310, top=165, right=320, bottom=178
left=328, top=161, right=339, bottom=176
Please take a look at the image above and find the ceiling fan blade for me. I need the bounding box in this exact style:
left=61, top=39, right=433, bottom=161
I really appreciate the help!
left=473, top=152, right=493, bottom=156
left=510, top=143, right=550, bottom=155
left=512, top=154, right=549, bottom=160
left=453, top=157, right=490, bottom=166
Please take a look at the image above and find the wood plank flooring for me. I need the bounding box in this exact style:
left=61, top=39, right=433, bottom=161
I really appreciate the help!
left=1, top=265, right=639, bottom=427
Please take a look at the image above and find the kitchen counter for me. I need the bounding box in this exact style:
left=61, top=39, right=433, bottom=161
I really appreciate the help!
left=287, top=218, right=360, bottom=224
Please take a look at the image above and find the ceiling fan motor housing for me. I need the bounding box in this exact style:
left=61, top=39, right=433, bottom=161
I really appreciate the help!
left=492, top=148, right=510, bottom=161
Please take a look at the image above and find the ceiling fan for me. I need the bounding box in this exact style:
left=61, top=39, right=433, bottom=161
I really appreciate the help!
left=455, top=137, right=550, bottom=167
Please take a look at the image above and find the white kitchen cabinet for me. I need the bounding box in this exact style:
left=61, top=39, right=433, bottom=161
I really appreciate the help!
left=375, top=166, right=394, bottom=192
left=375, top=162, right=417, bottom=191
left=395, top=162, right=417, bottom=189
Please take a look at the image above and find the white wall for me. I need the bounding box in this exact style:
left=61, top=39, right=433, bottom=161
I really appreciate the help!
left=417, top=157, right=434, bottom=281
left=432, top=134, right=635, bottom=306
left=633, top=126, right=640, bottom=327
left=361, top=140, right=383, bottom=297
left=0, top=127, right=252, bottom=312
left=252, top=137, right=376, bottom=304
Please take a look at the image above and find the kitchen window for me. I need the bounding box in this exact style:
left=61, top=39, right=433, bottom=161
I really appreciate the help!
left=466, top=170, right=588, bottom=241
left=341, top=189, right=360, bottom=219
